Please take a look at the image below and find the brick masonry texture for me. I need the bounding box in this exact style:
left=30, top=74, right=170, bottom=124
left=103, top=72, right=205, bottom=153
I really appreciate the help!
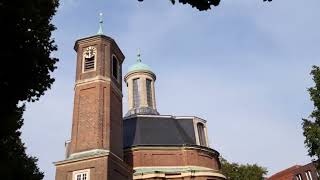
left=124, top=148, right=221, bottom=170
left=267, top=162, right=318, bottom=180
left=55, top=154, right=132, bottom=180
left=291, top=163, right=318, bottom=180
left=55, top=35, right=131, bottom=180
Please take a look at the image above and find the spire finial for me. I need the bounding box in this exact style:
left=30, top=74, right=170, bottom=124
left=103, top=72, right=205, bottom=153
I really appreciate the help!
left=137, top=48, right=142, bottom=62
left=97, top=13, right=104, bottom=35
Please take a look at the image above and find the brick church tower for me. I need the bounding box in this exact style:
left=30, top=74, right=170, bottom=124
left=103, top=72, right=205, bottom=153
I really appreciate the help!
left=54, top=15, right=132, bottom=180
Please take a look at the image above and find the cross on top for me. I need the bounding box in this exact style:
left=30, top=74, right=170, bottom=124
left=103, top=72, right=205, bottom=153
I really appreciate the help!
left=97, top=13, right=104, bottom=35
left=137, top=49, right=142, bottom=62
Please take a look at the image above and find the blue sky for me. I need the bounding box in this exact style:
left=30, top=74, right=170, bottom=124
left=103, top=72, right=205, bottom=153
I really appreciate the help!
left=21, top=0, right=320, bottom=179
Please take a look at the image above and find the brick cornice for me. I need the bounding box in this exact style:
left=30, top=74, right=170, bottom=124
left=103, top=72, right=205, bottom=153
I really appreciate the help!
left=75, top=75, right=123, bottom=98
left=54, top=149, right=124, bottom=166
left=124, top=145, right=220, bottom=157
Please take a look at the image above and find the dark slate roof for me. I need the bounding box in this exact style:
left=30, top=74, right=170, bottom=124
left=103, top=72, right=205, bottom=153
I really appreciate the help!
left=123, top=115, right=197, bottom=148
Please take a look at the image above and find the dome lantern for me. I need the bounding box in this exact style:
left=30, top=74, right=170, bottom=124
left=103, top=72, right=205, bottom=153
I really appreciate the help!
left=124, top=50, right=159, bottom=117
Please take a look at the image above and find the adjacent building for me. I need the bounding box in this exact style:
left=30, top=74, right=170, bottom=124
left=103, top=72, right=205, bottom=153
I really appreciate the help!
left=268, top=162, right=319, bottom=180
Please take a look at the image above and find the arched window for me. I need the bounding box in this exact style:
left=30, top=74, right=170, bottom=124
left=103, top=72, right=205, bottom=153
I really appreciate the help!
left=146, top=79, right=152, bottom=106
left=133, top=78, right=140, bottom=108
left=197, top=123, right=206, bottom=146
left=112, top=55, right=118, bottom=79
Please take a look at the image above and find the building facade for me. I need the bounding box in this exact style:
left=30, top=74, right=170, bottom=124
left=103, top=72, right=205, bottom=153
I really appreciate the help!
left=122, top=53, right=225, bottom=180
left=268, top=162, right=319, bottom=180
left=55, top=18, right=225, bottom=180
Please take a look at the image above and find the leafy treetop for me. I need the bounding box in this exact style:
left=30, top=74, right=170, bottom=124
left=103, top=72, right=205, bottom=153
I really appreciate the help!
left=0, top=0, right=59, bottom=179
left=220, top=158, right=268, bottom=180
left=138, top=0, right=272, bottom=11
left=303, top=65, right=320, bottom=169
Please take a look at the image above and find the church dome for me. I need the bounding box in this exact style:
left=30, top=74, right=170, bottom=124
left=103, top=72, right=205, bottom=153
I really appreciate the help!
left=127, top=51, right=154, bottom=74
left=128, top=61, right=153, bottom=73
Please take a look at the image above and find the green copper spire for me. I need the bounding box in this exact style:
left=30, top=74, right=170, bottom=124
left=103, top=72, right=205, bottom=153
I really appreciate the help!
left=97, top=13, right=103, bottom=35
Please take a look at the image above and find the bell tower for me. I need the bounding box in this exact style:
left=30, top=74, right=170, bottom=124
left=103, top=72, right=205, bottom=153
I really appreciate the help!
left=55, top=14, right=132, bottom=180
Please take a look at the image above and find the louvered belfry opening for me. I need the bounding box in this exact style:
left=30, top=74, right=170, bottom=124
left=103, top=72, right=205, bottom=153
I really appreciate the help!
left=84, top=56, right=95, bottom=71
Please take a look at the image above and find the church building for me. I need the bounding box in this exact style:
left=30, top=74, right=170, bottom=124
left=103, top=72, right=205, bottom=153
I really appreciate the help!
left=54, top=16, right=226, bottom=180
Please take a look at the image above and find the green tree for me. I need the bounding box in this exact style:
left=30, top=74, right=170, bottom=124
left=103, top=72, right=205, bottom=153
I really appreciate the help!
left=220, top=158, right=267, bottom=180
left=302, top=65, right=320, bottom=169
left=0, top=0, right=59, bottom=179
left=138, top=0, right=272, bottom=11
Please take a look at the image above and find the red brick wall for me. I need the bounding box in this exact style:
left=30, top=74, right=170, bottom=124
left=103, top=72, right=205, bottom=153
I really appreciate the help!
left=55, top=154, right=132, bottom=180
left=292, top=163, right=318, bottom=180
left=268, top=163, right=318, bottom=180
left=56, top=35, right=131, bottom=180
left=69, top=82, right=110, bottom=154
left=69, top=35, right=125, bottom=157
left=55, top=156, right=108, bottom=180
left=124, top=147, right=221, bottom=170
left=267, top=165, right=300, bottom=180
left=109, top=87, right=124, bottom=158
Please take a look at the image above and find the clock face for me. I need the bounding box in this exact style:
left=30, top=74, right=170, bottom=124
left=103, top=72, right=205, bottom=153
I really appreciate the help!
left=84, top=46, right=96, bottom=59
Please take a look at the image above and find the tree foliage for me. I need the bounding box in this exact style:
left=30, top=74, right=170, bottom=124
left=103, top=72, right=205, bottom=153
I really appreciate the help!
left=138, top=0, right=272, bottom=11
left=0, top=0, right=59, bottom=179
left=303, top=65, right=320, bottom=169
left=220, top=158, right=267, bottom=180
left=0, top=105, right=45, bottom=179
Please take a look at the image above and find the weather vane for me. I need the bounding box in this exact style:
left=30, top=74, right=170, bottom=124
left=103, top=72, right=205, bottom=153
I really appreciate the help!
left=137, top=48, right=142, bottom=62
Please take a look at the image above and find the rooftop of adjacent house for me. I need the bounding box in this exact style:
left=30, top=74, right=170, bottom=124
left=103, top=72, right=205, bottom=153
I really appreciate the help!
left=267, top=165, right=302, bottom=180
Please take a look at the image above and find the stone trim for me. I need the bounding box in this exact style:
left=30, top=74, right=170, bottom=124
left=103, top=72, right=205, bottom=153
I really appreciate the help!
left=54, top=149, right=123, bottom=166
left=124, top=145, right=220, bottom=156
left=134, top=165, right=214, bottom=169
left=133, top=172, right=226, bottom=180
left=132, top=166, right=226, bottom=179
left=123, top=114, right=173, bottom=120
left=123, top=114, right=207, bottom=122
left=54, top=153, right=107, bottom=166
left=75, top=75, right=123, bottom=98
left=75, top=75, right=110, bottom=86
left=173, top=116, right=207, bottom=123
left=67, top=149, right=109, bottom=160
left=151, top=80, right=156, bottom=109
left=124, top=71, right=156, bottom=82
